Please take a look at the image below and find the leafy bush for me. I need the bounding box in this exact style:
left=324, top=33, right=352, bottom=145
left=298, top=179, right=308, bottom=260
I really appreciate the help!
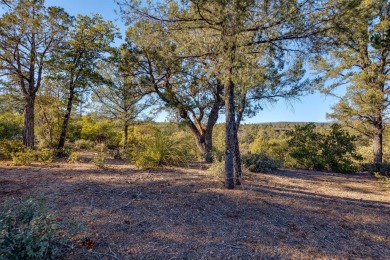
left=208, top=160, right=225, bottom=177
left=34, top=149, right=54, bottom=164
left=129, top=127, right=194, bottom=168
left=55, top=146, right=72, bottom=158
left=360, top=163, right=390, bottom=176
left=287, top=123, right=361, bottom=173
left=0, top=139, right=23, bottom=159
left=286, top=123, right=325, bottom=170
left=242, top=153, right=282, bottom=173
left=74, top=139, right=94, bottom=150
left=12, top=149, right=35, bottom=166
left=67, top=152, right=80, bottom=164
left=0, top=198, right=66, bottom=259
left=94, top=143, right=107, bottom=153
left=11, top=149, right=53, bottom=166
left=80, top=116, right=120, bottom=149
left=0, top=113, right=22, bottom=140
left=92, top=152, right=106, bottom=168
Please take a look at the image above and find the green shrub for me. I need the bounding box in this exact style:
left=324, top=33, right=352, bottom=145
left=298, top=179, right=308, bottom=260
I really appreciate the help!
left=242, top=153, right=282, bottom=173
left=74, top=139, right=94, bottom=150
left=67, top=152, right=80, bottom=164
left=92, top=152, right=106, bottom=168
left=94, top=143, right=107, bottom=153
left=80, top=116, right=120, bottom=149
left=12, top=149, right=35, bottom=166
left=0, top=113, right=23, bottom=140
left=208, top=160, right=225, bottom=177
left=0, top=198, right=66, bottom=259
left=287, top=123, right=361, bottom=173
left=11, top=149, right=53, bottom=166
left=360, top=163, right=390, bottom=175
left=129, top=127, right=194, bottom=168
left=0, top=139, right=23, bottom=159
left=55, top=146, right=72, bottom=158
left=34, top=149, right=53, bottom=164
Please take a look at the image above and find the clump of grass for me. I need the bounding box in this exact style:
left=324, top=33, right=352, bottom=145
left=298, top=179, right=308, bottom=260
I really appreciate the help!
left=209, top=160, right=225, bottom=177
left=129, top=128, right=193, bottom=169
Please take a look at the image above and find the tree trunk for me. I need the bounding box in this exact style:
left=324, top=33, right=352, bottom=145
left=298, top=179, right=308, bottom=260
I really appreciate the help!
left=224, top=73, right=235, bottom=189
left=58, top=87, right=75, bottom=151
left=203, top=82, right=222, bottom=163
left=23, top=95, right=35, bottom=149
left=123, top=123, right=129, bottom=148
left=373, top=120, right=383, bottom=164
left=233, top=125, right=242, bottom=185
left=233, top=92, right=246, bottom=185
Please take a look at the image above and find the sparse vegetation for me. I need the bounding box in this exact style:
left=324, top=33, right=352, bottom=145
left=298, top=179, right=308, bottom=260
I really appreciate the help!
left=242, top=153, right=282, bottom=173
left=0, top=198, right=70, bottom=259
left=129, top=127, right=194, bottom=168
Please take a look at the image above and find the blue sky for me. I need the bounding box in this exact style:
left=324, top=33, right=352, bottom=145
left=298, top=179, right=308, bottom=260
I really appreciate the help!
left=48, top=0, right=340, bottom=123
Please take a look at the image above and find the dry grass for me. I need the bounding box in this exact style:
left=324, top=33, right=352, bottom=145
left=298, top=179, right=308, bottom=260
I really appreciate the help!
left=0, top=155, right=389, bottom=259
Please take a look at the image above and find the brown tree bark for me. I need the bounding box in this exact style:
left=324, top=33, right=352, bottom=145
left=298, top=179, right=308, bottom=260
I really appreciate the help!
left=233, top=92, right=246, bottom=185
left=57, top=86, right=75, bottom=151
left=373, top=118, right=383, bottom=164
left=123, top=123, right=129, bottom=148
left=224, top=70, right=236, bottom=189
left=23, top=95, right=36, bottom=149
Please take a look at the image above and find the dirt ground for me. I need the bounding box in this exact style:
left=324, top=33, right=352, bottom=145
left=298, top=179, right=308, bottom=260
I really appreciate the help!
left=0, top=155, right=389, bottom=259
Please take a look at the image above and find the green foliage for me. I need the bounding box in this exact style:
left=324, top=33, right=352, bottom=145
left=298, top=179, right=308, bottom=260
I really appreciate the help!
left=287, top=123, right=325, bottom=170
left=287, top=123, right=361, bottom=173
left=55, top=146, right=72, bottom=158
left=0, top=113, right=22, bottom=140
left=249, top=126, right=289, bottom=161
left=92, top=152, right=106, bottom=168
left=208, top=160, right=225, bottom=177
left=80, top=116, right=120, bottom=149
left=242, top=153, right=282, bottom=173
left=11, top=149, right=53, bottom=166
left=0, top=139, right=23, bottom=159
left=12, top=149, right=35, bottom=166
left=34, top=149, right=54, bottom=164
left=360, top=163, right=390, bottom=175
left=67, top=152, right=80, bottom=164
left=312, top=0, right=390, bottom=163
left=74, top=139, right=94, bottom=150
left=374, top=172, right=390, bottom=188
left=128, top=126, right=194, bottom=168
left=0, top=198, right=66, bottom=259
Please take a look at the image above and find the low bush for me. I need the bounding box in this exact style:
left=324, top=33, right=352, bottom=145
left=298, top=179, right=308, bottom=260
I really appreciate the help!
left=0, top=198, right=68, bottom=259
left=360, top=163, right=390, bottom=176
left=92, top=152, right=106, bottom=168
left=287, top=123, right=361, bottom=173
left=242, top=153, right=282, bottom=173
left=34, top=149, right=53, bottom=164
left=67, top=152, right=80, bottom=164
left=129, top=128, right=194, bottom=168
left=94, top=143, right=107, bottom=153
left=208, top=160, right=225, bottom=177
left=74, top=139, right=94, bottom=150
left=11, top=149, right=35, bottom=166
left=55, top=146, right=72, bottom=158
left=0, top=139, right=23, bottom=159
left=11, top=149, right=53, bottom=166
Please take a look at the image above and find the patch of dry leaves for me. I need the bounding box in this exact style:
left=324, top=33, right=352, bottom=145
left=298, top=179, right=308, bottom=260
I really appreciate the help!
left=0, top=157, right=389, bottom=259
